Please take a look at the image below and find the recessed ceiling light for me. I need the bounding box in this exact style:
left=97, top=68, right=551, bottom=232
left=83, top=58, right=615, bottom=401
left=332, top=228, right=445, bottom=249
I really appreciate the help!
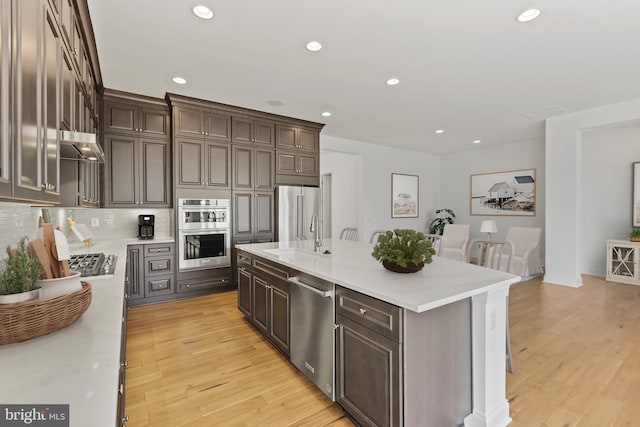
left=321, top=112, right=332, bottom=117
left=517, top=8, right=541, bottom=23
left=435, top=129, right=444, bottom=134
left=473, top=139, right=482, bottom=144
left=305, top=41, right=322, bottom=52
left=267, top=100, right=284, bottom=107
left=386, top=78, right=400, bottom=86
left=192, top=5, right=214, bottom=20
left=172, top=76, right=187, bottom=85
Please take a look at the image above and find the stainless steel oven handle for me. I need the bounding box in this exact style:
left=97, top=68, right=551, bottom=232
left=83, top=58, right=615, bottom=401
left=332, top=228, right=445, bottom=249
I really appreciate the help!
left=288, top=276, right=334, bottom=298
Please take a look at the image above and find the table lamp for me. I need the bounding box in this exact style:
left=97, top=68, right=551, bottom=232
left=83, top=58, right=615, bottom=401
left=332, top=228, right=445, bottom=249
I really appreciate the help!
left=480, top=220, right=497, bottom=240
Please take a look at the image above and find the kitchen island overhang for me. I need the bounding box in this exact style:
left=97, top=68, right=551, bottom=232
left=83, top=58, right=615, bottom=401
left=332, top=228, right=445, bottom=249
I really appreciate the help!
left=236, top=239, right=520, bottom=427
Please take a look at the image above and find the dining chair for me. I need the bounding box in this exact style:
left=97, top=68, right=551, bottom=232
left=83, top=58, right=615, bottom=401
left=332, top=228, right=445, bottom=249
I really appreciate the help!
left=369, top=230, right=387, bottom=244
left=339, top=227, right=358, bottom=241
left=439, top=224, right=470, bottom=262
left=466, top=239, right=516, bottom=374
left=504, top=227, right=542, bottom=276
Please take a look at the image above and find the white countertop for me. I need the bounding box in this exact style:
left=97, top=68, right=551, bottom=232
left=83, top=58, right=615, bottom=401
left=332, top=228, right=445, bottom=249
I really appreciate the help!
left=0, top=236, right=173, bottom=427
left=236, top=239, right=521, bottom=313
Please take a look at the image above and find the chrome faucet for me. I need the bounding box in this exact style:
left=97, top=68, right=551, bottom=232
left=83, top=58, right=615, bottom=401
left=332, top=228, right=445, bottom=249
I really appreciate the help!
left=310, top=214, right=322, bottom=252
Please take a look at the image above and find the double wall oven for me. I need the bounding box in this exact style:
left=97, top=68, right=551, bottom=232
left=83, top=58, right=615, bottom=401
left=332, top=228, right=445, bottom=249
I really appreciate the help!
left=177, top=198, right=231, bottom=271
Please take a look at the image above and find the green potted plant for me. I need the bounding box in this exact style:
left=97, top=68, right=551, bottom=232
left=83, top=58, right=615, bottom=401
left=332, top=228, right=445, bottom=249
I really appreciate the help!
left=0, top=237, right=43, bottom=304
left=630, top=228, right=640, bottom=242
left=428, top=208, right=455, bottom=235
left=371, top=229, right=436, bottom=273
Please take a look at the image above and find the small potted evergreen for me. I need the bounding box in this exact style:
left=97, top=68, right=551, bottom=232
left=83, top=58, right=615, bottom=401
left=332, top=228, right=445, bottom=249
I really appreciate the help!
left=0, top=238, right=43, bottom=304
left=371, top=229, right=436, bottom=273
left=630, top=228, right=640, bottom=242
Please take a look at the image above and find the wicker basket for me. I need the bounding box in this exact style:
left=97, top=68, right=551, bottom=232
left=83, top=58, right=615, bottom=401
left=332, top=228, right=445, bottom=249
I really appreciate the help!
left=0, top=282, right=92, bottom=345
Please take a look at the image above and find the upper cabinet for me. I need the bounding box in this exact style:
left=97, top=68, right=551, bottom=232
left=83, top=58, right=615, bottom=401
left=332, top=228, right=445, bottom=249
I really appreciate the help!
left=1, top=0, right=101, bottom=205
left=275, top=124, right=321, bottom=186
left=276, top=124, right=319, bottom=153
left=232, top=116, right=275, bottom=146
left=104, top=99, right=170, bottom=139
left=174, top=107, right=232, bottom=142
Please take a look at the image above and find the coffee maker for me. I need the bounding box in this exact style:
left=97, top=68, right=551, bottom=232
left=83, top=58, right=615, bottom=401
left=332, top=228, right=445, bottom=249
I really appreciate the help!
left=138, top=215, right=155, bottom=240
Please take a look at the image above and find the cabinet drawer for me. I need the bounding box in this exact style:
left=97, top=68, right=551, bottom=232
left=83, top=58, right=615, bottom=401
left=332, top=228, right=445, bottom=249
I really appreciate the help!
left=237, top=251, right=253, bottom=269
left=145, top=276, right=174, bottom=296
left=144, top=243, right=174, bottom=257
left=145, top=257, right=173, bottom=276
left=336, top=286, right=403, bottom=343
left=177, top=276, right=231, bottom=293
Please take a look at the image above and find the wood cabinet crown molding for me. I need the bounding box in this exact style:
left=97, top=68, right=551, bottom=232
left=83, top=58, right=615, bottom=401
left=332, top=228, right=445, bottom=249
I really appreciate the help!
left=166, top=93, right=325, bottom=132
left=102, top=88, right=168, bottom=108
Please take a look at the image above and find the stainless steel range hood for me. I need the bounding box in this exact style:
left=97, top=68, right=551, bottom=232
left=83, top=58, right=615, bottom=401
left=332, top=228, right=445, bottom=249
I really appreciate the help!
left=59, top=130, right=104, bottom=163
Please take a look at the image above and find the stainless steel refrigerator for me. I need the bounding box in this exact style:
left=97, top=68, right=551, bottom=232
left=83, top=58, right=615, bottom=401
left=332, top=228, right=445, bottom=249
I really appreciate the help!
left=275, top=186, right=321, bottom=242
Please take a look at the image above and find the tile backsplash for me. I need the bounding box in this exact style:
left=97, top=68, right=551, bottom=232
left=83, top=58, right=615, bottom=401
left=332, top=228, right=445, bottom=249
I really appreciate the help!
left=0, top=202, right=173, bottom=250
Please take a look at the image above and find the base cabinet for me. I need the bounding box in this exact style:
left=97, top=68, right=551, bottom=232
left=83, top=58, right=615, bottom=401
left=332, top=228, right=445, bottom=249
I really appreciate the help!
left=126, top=242, right=175, bottom=306
left=606, top=239, right=640, bottom=285
left=236, top=250, right=291, bottom=356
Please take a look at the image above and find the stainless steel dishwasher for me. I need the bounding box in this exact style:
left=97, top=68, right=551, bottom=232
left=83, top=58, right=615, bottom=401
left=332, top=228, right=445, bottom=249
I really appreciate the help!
left=288, top=273, right=336, bottom=401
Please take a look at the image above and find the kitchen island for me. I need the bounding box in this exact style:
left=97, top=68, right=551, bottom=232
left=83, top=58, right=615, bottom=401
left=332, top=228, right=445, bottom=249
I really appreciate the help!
left=236, top=239, right=520, bottom=427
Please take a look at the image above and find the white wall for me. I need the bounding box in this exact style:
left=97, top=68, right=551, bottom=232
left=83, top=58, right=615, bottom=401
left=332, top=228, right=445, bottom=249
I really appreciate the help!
left=581, top=122, right=640, bottom=276
left=320, top=151, right=361, bottom=239
left=546, top=98, right=640, bottom=287
left=321, top=135, right=440, bottom=243
left=439, top=139, right=546, bottom=260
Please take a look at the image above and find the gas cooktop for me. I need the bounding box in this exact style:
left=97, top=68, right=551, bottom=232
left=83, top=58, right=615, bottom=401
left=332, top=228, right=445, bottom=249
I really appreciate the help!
left=69, top=253, right=117, bottom=277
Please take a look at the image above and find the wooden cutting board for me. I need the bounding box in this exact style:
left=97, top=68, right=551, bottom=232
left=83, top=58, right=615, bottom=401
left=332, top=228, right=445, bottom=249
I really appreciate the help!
left=28, top=239, right=53, bottom=279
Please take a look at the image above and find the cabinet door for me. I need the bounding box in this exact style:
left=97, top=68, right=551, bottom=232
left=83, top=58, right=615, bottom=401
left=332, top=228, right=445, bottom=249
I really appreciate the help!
left=13, top=0, right=42, bottom=198
left=336, top=315, right=401, bottom=427
left=103, top=101, right=138, bottom=135
left=232, top=116, right=253, bottom=144
left=60, top=48, right=73, bottom=131
left=270, top=281, right=290, bottom=355
left=175, top=139, right=204, bottom=188
left=237, top=267, right=252, bottom=317
left=275, top=151, right=297, bottom=175
left=60, top=0, right=72, bottom=44
left=104, top=135, right=137, bottom=206
left=233, top=192, right=254, bottom=240
left=174, top=108, right=203, bottom=139
left=297, top=127, right=319, bottom=152
left=253, top=120, right=275, bottom=146
left=139, top=106, right=170, bottom=138
left=252, top=275, right=270, bottom=334
left=254, top=148, right=275, bottom=190
left=0, top=0, right=10, bottom=196
left=204, top=110, right=231, bottom=142
left=43, top=7, right=60, bottom=196
left=297, top=153, right=319, bottom=177
left=139, top=138, right=170, bottom=206
left=275, top=124, right=297, bottom=150
left=205, top=141, right=231, bottom=189
left=232, top=145, right=253, bottom=190
left=127, top=246, right=144, bottom=300
left=254, top=191, right=274, bottom=241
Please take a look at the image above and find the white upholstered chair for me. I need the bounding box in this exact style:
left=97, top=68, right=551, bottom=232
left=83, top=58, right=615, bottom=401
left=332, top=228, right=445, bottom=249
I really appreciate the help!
left=504, top=227, right=542, bottom=276
left=339, top=227, right=358, bottom=241
left=439, top=224, right=470, bottom=262
left=466, top=239, right=516, bottom=373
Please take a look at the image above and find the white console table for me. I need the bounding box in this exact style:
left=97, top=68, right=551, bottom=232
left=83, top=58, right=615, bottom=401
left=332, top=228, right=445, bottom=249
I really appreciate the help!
left=606, top=239, right=640, bottom=285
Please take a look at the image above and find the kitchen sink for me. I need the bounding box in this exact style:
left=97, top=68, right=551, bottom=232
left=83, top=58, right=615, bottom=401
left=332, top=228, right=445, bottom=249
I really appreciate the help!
left=263, top=247, right=331, bottom=259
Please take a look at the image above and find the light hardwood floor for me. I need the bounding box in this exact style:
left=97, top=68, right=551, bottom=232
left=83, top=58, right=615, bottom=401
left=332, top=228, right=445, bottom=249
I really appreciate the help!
left=126, top=275, right=640, bottom=426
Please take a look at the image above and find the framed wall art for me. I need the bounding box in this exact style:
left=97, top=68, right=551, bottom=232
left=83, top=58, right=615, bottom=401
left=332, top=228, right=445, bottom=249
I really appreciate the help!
left=634, top=162, right=640, bottom=227
left=470, top=168, right=536, bottom=216
left=391, top=173, right=418, bottom=218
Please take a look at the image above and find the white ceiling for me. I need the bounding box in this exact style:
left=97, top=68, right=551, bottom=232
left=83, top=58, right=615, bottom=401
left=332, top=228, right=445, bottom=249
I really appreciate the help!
left=87, top=0, right=640, bottom=154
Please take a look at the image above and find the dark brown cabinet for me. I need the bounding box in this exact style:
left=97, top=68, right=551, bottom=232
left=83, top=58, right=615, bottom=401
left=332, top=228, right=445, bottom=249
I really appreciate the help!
left=104, top=135, right=170, bottom=207
left=175, top=139, right=231, bottom=190
left=235, top=250, right=291, bottom=357
left=127, top=243, right=176, bottom=306
left=232, top=191, right=274, bottom=245
left=336, top=286, right=402, bottom=427
left=174, top=106, right=232, bottom=142
left=275, top=124, right=320, bottom=186
left=11, top=0, right=60, bottom=203
left=232, top=146, right=275, bottom=191
left=103, top=99, right=170, bottom=139
left=232, top=116, right=275, bottom=146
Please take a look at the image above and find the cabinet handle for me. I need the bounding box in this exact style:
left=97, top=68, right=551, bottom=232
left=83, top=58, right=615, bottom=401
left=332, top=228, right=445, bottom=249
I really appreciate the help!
left=359, top=308, right=367, bottom=315
left=186, top=284, right=190, bottom=288
left=201, top=131, right=205, bottom=135
left=119, top=384, right=124, bottom=394
left=121, top=360, right=128, bottom=368
left=122, top=415, right=129, bottom=423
